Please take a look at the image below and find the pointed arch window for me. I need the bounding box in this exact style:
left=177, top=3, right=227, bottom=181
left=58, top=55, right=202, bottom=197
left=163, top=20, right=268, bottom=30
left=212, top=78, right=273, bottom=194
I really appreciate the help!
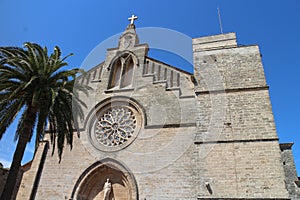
left=109, top=54, right=134, bottom=89
left=110, top=59, right=122, bottom=88
left=121, top=56, right=134, bottom=87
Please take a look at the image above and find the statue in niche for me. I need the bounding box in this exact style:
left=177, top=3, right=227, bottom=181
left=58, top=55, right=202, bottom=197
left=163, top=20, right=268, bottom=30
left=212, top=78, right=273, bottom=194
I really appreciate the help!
left=103, top=178, right=112, bottom=200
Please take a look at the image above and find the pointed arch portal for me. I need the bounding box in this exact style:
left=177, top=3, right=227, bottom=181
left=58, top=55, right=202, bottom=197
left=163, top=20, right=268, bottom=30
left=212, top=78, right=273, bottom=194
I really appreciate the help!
left=71, top=158, right=138, bottom=200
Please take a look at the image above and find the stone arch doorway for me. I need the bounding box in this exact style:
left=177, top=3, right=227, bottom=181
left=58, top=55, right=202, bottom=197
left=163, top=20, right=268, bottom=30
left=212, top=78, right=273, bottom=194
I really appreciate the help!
left=71, top=158, right=138, bottom=200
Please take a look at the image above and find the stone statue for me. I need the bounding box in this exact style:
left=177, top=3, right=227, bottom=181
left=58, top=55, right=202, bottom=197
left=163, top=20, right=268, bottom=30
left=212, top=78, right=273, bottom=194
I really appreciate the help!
left=103, top=178, right=112, bottom=200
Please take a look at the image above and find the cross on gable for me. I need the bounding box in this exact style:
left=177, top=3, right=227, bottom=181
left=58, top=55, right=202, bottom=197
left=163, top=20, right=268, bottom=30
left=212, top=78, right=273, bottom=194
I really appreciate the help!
left=128, top=14, right=138, bottom=25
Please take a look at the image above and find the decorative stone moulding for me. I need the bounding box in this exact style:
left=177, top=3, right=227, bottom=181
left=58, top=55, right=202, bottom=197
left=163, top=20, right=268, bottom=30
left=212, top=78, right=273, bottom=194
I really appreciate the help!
left=88, top=99, right=142, bottom=152
left=95, top=107, right=136, bottom=147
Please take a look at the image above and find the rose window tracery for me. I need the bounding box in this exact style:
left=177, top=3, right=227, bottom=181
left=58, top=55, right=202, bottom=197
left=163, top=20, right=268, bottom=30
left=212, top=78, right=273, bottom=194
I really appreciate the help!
left=95, top=107, right=136, bottom=147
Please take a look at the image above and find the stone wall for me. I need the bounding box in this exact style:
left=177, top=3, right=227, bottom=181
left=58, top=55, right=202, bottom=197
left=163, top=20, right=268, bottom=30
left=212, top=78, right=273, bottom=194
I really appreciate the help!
left=16, top=30, right=293, bottom=199
left=19, top=126, right=197, bottom=200
left=193, top=34, right=266, bottom=92
left=193, top=33, right=288, bottom=198
left=196, top=141, right=287, bottom=198
left=280, top=143, right=300, bottom=199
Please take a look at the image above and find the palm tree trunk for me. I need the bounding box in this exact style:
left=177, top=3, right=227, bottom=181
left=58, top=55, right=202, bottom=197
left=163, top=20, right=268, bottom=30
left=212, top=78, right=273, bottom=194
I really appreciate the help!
left=0, top=106, right=37, bottom=200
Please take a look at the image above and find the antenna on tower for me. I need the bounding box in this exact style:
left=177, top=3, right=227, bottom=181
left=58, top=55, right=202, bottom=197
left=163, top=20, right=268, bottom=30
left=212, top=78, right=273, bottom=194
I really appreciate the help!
left=217, top=5, right=224, bottom=34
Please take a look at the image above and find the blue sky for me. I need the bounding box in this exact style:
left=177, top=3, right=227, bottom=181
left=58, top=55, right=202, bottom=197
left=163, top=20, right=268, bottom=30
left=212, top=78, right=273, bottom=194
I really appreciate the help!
left=0, top=0, right=299, bottom=175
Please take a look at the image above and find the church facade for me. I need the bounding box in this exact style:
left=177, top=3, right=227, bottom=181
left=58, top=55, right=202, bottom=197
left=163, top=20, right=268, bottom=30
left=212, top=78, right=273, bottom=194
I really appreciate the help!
left=16, top=20, right=299, bottom=200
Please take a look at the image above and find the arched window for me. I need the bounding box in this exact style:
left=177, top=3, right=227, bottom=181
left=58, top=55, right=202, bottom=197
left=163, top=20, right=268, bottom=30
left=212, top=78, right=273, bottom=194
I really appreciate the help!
left=121, top=56, right=134, bottom=87
left=109, top=54, right=135, bottom=89
left=110, top=59, right=122, bottom=88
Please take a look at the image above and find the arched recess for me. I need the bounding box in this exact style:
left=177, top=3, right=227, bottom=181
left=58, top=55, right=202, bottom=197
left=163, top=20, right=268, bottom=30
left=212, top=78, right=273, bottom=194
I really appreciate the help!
left=108, top=51, right=139, bottom=89
left=71, top=158, right=138, bottom=200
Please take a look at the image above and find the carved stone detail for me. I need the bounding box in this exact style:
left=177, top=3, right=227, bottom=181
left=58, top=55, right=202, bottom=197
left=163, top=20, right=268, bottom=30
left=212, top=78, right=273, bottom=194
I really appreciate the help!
left=103, top=178, right=112, bottom=200
left=95, top=107, right=136, bottom=147
left=120, top=34, right=135, bottom=49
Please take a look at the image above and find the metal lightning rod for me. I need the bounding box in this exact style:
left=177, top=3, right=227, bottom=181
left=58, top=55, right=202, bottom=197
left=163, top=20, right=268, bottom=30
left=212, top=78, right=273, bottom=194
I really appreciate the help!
left=217, top=6, right=223, bottom=34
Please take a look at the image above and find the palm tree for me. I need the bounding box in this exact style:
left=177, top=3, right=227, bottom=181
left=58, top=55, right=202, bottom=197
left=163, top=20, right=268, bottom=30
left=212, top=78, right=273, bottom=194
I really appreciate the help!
left=0, top=43, right=88, bottom=200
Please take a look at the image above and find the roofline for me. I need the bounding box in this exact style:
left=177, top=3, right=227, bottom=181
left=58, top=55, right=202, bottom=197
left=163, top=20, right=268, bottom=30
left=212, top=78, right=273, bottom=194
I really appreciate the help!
left=145, top=56, right=193, bottom=76
left=280, top=142, right=294, bottom=150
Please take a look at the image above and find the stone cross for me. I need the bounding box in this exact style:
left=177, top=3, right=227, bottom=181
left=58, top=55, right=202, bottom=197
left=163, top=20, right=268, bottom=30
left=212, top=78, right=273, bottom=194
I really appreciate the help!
left=128, top=14, right=138, bottom=24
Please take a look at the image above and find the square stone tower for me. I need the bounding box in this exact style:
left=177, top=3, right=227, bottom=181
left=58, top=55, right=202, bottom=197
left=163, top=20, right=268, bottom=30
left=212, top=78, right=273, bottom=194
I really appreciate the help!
left=193, top=33, right=291, bottom=198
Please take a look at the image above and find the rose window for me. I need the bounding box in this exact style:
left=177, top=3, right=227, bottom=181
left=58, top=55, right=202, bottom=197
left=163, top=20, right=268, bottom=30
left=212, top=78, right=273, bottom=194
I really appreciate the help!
left=95, top=107, right=136, bottom=147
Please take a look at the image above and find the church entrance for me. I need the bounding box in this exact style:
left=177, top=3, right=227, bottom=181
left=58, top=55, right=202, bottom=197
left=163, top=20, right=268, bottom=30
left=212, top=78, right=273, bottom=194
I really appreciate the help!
left=71, top=159, right=138, bottom=200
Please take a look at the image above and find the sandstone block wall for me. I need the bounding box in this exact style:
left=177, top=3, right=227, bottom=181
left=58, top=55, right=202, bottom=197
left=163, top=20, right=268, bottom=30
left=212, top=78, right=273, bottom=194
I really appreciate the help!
left=280, top=143, right=300, bottom=199
left=193, top=33, right=289, bottom=198
left=16, top=31, right=292, bottom=199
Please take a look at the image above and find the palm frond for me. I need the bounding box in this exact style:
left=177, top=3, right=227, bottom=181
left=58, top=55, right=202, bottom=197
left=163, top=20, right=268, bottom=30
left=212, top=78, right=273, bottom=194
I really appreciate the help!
left=0, top=99, right=24, bottom=139
left=0, top=42, right=88, bottom=162
left=0, top=42, right=90, bottom=199
left=15, top=104, right=37, bottom=142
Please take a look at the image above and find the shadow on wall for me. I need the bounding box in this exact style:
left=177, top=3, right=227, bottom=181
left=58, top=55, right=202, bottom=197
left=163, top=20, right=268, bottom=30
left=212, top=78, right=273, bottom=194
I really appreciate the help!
left=0, top=164, right=9, bottom=196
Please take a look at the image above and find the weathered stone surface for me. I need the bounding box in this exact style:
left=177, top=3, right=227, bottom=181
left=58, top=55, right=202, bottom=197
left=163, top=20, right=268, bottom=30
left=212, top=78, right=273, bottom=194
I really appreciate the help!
left=15, top=28, right=297, bottom=200
left=280, top=143, right=300, bottom=199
